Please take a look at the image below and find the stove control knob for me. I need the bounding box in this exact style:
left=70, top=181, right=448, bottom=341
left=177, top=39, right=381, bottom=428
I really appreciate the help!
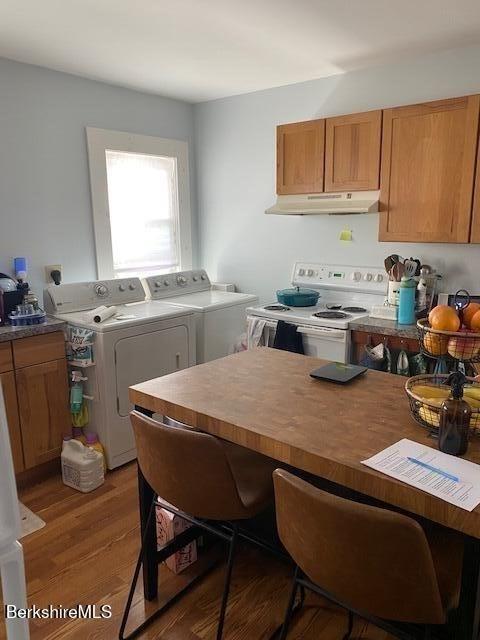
left=298, top=268, right=305, bottom=276
left=177, top=275, right=187, bottom=286
left=163, top=280, right=170, bottom=286
left=364, top=273, right=373, bottom=281
left=128, top=283, right=136, bottom=291
left=306, top=269, right=314, bottom=277
left=374, top=274, right=384, bottom=283
left=351, top=271, right=361, bottom=282
left=201, top=274, right=207, bottom=281
left=118, top=284, right=126, bottom=292
left=94, top=283, right=109, bottom=298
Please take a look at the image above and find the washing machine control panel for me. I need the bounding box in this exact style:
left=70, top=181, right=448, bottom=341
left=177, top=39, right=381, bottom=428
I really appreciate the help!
left=145, top=270, right=211, bottom=299
left=45, top=277, right=145, bottom=313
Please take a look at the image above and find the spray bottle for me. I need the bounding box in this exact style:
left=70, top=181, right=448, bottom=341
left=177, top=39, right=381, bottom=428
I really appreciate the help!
left=438, top=371, right=471, bottom=456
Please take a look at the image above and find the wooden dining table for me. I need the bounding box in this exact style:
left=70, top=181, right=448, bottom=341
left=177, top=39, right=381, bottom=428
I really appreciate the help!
left=130, top=347, right=480, bottom=640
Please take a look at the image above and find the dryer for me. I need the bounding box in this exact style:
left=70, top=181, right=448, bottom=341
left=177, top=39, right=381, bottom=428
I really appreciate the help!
left=44, top=278, right=195, bottom=469
left=144, top=270, right=258, bottom=363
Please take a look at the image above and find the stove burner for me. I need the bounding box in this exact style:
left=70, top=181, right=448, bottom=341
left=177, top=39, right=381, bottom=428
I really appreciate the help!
left=312, top=311, right=350, bottom=319
left=264, top=304, right=291, bottom=311
left=326, top=304, right=342, bottom=310
left=342, top=306, right=367, bottom=313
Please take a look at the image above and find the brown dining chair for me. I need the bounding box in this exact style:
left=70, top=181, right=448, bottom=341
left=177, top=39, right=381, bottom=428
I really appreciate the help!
left=120, top=410, right=278, bottom=640
left=273, top=469, right=464, bottom=640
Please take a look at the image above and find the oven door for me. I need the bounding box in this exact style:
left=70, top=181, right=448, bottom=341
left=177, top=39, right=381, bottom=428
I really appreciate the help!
left=261, top=320, right=350, bottom=363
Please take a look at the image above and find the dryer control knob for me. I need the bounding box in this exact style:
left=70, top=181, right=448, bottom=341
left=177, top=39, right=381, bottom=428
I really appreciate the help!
left=94, top=283, right=109, bottom=297
left=118, top=284, right=126, bottom=292
left=163, top=280, right=170, bottom=286
left=177, top=275, right=187, bottom=286
left=154, top=281, right=162, bottom=288
left=192, top=275, right=198, bottom=281
left=200, top=274, right=207, bottom=281
left=128, top=284, right=136, bottom=291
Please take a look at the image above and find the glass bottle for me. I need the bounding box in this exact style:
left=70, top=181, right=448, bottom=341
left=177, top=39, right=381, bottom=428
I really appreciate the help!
left=438, top=371, right=471, bottom=456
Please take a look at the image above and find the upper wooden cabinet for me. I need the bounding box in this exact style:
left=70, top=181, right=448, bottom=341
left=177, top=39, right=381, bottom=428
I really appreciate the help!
left=325, top=110, right=382, bottom=192
left=379, top=95, right=480, bottom=243
left=276, top=119, right=325, bottom=194
left=470, top=142, right=480, bottom=243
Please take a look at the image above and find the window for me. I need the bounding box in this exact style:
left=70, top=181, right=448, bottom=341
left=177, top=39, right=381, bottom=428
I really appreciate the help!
left=86, top=128, right=192, bottom=279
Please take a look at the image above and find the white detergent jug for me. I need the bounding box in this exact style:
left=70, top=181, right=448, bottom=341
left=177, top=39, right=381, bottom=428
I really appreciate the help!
left=61, top=439, right=104, bottom=493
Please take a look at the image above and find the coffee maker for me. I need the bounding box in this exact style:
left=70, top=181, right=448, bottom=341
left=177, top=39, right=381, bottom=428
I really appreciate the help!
left=0, top=274, right=24, bottom=326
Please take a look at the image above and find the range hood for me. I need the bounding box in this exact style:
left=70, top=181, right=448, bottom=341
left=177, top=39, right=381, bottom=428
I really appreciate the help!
left=265, top=191, right=379, bottom=216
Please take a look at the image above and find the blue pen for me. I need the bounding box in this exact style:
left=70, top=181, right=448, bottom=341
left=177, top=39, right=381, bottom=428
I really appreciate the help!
left=407, top=457, right=459, bottom=482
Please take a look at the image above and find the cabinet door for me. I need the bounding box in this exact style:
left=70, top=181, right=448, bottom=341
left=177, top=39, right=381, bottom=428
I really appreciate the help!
left=0, top=371, right=24, bottom=473
left=325, top=110, right=382, bottom=192
left=470, top=142, right=480, bottom=243
left=276, top=119, right=325, bottom=194
left=16, top=359, right=69, bottom=469
left=379, top=95, right=480, bottom=243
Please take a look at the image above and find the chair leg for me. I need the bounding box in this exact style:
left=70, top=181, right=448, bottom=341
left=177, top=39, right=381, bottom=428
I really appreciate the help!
left=119, top=496, right=156, bottom=640
left=342, top=610, right=354, bottom=640
left=216, top=523, right=239, bottom=640
left=278, top=566, right=300, bottom=640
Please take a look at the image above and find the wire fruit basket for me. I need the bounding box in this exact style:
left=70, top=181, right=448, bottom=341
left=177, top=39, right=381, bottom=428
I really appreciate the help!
left=417, top=318, right=480, bottom=362
left=405, top=374, right=480, bottom=436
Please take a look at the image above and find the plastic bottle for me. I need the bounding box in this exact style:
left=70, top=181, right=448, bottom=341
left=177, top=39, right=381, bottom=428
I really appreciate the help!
left=417, top=276, right=428, bottom=311
left=84, top=432, right=106, bottom=472
left=61, top=439, right=104, bottom=493
left=439, top=371, right=471, bottom=456
left=70, top=371, right=86, bottom=413
left=398, top=276, right=416, bottom=324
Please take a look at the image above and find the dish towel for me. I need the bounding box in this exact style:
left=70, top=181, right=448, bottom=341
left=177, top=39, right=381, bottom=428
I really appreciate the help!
left=247, top=317, right=267, bottom=349
left=273, top=320, right=304, bottom=354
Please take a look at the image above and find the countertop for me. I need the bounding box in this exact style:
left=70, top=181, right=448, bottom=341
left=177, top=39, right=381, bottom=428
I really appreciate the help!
left=0, top=317, right=66, bottom=343
left=349, top=316, right=419, bottom=340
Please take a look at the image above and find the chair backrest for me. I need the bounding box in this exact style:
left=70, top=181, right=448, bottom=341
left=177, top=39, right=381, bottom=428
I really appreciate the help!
left=130, top=410, right=247, bottom=520
left=273, top=469, right=446, bottom=624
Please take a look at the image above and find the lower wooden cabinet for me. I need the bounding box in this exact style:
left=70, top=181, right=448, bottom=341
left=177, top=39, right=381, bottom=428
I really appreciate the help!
left=16, top=357, right=69, bottom=469
left=1, top=370, right=24, bottom=473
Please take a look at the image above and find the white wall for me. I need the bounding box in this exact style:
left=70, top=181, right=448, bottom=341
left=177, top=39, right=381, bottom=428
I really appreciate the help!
left=0, top=57, right=197, bottom=296
left=194, top=44, right=480, bottom=303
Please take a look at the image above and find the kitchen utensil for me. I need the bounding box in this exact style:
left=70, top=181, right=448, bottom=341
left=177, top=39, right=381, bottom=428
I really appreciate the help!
left=404, top=260, right=417, bottom=279
left=390, top=262, right=404, bottom=282
left=408, top=258, right=422, bottom=276
left=276, top=286, right=319, bottom=307
left=384, top=255, right=397, bottom=274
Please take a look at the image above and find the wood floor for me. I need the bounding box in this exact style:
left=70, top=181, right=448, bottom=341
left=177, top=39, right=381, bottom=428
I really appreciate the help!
left=1, top=463, right=394, bottom=639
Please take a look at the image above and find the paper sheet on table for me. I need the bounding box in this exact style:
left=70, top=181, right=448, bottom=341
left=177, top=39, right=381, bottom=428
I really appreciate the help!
left=361, top=438, right=480, bottom=512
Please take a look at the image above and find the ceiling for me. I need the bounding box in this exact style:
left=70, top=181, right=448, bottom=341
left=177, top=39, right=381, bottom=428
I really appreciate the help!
left=1, top=0, right=480, bottom=103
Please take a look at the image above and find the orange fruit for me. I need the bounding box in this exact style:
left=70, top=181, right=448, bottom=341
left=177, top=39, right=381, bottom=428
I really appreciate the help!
left=463, top=303, right=480, bottom=329
left=429, top=305, right=452, bottom=324
left=430, top=306, right=460, bottom=332
left=423, top=332, right=448, bottom=356
left=470, top=310, right=480, bottom=333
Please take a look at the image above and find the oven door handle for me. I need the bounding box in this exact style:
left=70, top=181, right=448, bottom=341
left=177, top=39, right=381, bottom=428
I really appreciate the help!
left=296, top=326, right=346, bottom=340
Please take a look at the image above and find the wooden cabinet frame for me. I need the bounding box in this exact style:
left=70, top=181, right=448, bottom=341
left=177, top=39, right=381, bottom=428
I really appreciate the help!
left=276, top=120, right=325, bottom=194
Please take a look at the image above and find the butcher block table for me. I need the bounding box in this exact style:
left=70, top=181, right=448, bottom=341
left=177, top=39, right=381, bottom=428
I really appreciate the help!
left=130, top=347, right=480, bottom=640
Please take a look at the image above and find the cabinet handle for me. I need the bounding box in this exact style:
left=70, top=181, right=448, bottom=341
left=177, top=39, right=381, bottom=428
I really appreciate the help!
left=176, top=353, right=180, bottom=369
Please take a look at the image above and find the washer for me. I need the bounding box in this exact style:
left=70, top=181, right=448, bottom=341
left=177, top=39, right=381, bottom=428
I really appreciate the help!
left=144, top=270, right=258, bottom=363
left=44, top=278, right=195, bottom=469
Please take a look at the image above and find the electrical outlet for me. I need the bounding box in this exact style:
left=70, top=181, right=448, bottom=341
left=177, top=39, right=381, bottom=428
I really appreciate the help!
left=45, top=264, right=62, bottom=284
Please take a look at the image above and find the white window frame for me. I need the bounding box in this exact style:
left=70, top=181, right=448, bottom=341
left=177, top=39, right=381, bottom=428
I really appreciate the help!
left=86, top=127, right=192, bottom=279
